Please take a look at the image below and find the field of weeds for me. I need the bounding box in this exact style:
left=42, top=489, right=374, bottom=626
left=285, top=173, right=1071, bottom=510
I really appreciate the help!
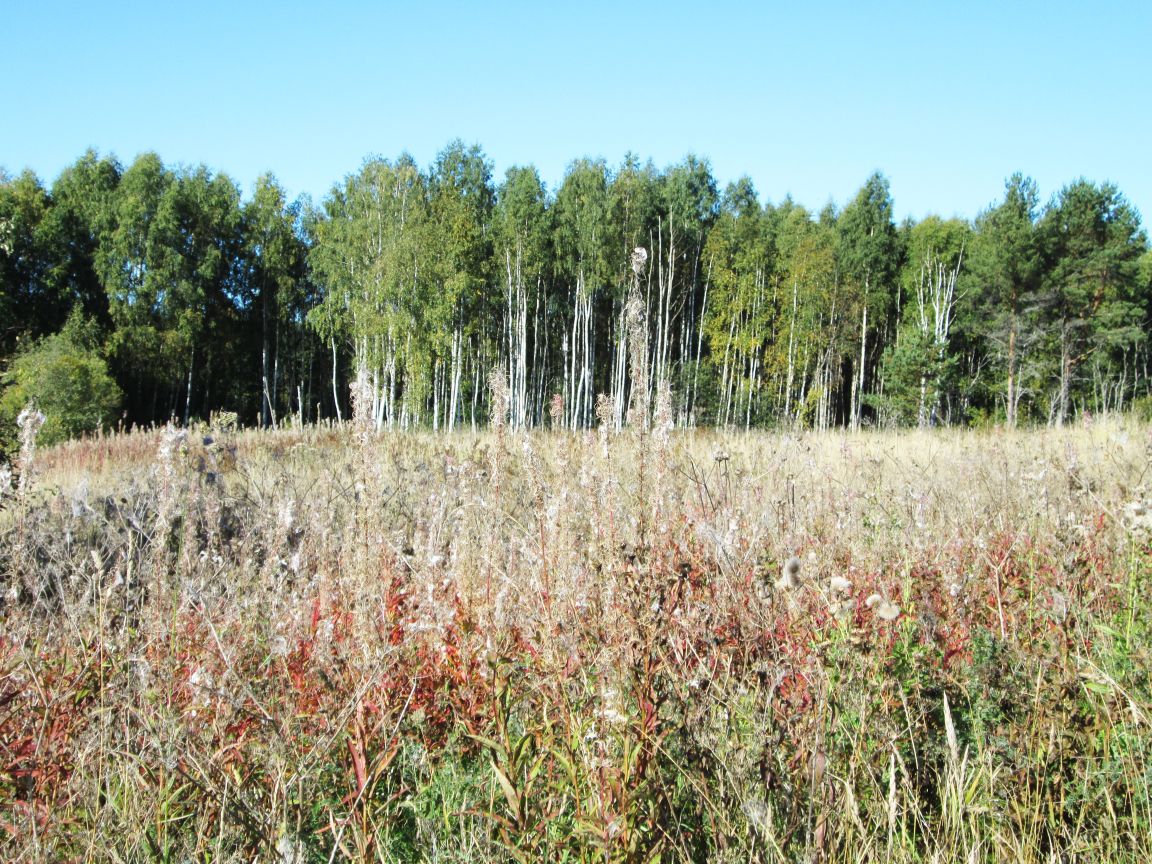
left=2, top=416, right=1151, bottom=863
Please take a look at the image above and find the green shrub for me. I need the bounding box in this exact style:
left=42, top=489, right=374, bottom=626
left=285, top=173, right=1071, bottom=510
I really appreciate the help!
left=0, top=312, right=121, bottom=452
left=1131, top=394, right=1152, bottom=423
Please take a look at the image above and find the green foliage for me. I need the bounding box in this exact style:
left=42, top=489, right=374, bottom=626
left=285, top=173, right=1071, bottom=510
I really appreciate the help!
left=966, top=175, right=1045, bottom=424
left=493, top=165, right=551, bottom=293
left=307, top=154, right=436, bottom=416
left=2, top=148, right=1151, bottom=433
left=1131, top=394, right=1152, bottom=422
left=701, top=178, right=776, bottom=427
left=0, top=169, right=67, bottom=355
left=554, top=158, right=613, bottom=296
left=244, top=173, right=311, bottom=426
left=0, top=312, right=121, bottom=449
left=877, top=326, right=940, bottom=424
left=608, top=154, right=660, bottom=278
left=1036, top=180, right=1148, bottom=421
left=879, top=217, right=971, bottom=425
left=838, top=171, right=901, bottom=295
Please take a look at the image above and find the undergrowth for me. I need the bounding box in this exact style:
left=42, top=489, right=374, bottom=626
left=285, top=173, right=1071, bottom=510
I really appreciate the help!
left=1, top=415, right=1150, bottom=862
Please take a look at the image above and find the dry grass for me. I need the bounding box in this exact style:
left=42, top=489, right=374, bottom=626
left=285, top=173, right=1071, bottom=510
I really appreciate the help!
left=2, top=417, right=1151, bottom=862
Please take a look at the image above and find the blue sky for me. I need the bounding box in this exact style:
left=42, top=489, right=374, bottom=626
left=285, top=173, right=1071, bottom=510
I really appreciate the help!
left=3, top=0, right=1149, bottom=224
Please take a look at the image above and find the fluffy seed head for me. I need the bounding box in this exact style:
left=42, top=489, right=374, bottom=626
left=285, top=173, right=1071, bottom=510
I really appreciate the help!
left=866, top=593, right=901, bottom=619
left=875, top=600, right=901, bottom=620
left=488, top=368, right=510, bottom=433
left=776, top=556, right=803, bottom=590
left=631, top=246, right=648, bottom=278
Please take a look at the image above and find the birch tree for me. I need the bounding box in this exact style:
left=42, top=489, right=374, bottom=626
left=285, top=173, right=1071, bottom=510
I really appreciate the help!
left=608, top=156, right=659, bottom=427
left=882, top=217, right=969, bottom=425
left=775, top=202, right=841, bottom=428
left=492, top=165, right=551, bottom=428
left=554, top=159, right=612, bottom=428
left=243, top=174, right=309, bottom=426
left=308, top=155, right=431, bottom=429
left=427, top=141, right=494, bottom=431
left=701, top=177, right=774, bottom=428
left=655, top=156, right=717, bottom=408
left=837, top=173, right=900, bottom=429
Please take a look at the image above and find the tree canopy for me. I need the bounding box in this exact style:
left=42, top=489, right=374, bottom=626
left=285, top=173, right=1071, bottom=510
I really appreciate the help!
left=1, top=146, right=1148, bottom=441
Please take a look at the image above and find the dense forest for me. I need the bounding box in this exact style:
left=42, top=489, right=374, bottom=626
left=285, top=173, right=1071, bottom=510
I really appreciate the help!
left=2, top=143, right=1150, bottom=446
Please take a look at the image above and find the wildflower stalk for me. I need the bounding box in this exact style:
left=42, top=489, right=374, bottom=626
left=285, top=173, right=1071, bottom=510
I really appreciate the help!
left=489, top=367, right=510, bottom=488
left=626, top=248, right=650, bottom=540
left=15, top=403, right=46, bottom=498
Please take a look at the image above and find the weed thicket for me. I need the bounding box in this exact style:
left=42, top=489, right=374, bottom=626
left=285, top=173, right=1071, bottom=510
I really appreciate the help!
left=1, top=415, right=1150, bottom=862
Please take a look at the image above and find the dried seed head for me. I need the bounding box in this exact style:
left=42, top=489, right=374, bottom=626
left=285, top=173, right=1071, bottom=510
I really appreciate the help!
left=16, top=405, right=46, bottom=432
left=875, top=600, right=901, bottom=621
left=488, top=367, right=510, bottom=432
left=776, top=556, right=803, bottom=590
left=631, top=246, right=648, bottom=278
left=829, top=576, right=852, bottom=593
left=866, top=593, right=901, bottom=619
left=595, top=393, right=615, bottom=456
left=832, top=597, right=857, bottom=619
left=595, top=393, right=615, bottom=428
left=15, top=402, right=47, bottom=495
left=654, top=380, right=673, bottom=444
left=350, top=363, right=374, bottom=433
left=742, top=798, right=770, bottom=834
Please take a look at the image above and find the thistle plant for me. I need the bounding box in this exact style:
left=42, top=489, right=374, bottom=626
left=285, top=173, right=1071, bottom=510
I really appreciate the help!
left=776, top=555, right=803, bottom=590
left=595, top=393, right=615, bottom=458
left=625, top=293, right=649, bottom=432
left=15, top=402, right=46, bottom=497
left=489, top=367, right=510, bottom=440
left=489, top=367, right=511, bottom=490
left=153, top=423, right=188, bottom=553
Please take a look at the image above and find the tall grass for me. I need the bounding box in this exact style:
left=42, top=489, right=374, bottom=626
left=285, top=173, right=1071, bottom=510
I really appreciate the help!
left=2, top=416, right=1150, bottom=862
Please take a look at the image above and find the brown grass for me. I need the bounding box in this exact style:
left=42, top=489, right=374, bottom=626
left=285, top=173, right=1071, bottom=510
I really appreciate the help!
left=2, top=418, right=1150, bottom=862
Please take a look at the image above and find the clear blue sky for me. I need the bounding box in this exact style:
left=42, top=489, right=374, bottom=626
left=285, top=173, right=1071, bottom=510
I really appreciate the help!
left=3, top=0, right=1149, bottom=224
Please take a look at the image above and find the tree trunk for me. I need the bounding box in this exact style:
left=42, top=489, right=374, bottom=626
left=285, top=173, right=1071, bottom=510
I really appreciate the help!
left=853, top=302, right=868, bottom=431
left=1006, top=317, right=1017, bottom=428
left=331, top=338, right=342, bottom=423
left=183, top=347, right=194, bottom=427
left=785, top=278, right=798, bottom=422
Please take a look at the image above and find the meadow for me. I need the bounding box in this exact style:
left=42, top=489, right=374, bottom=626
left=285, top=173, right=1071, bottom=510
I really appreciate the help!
left=1, top=412, right=1150, bottom=862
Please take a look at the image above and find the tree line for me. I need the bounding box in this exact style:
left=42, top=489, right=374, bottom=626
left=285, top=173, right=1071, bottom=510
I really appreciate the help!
left=2, top=142, right=1150, bottom=446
